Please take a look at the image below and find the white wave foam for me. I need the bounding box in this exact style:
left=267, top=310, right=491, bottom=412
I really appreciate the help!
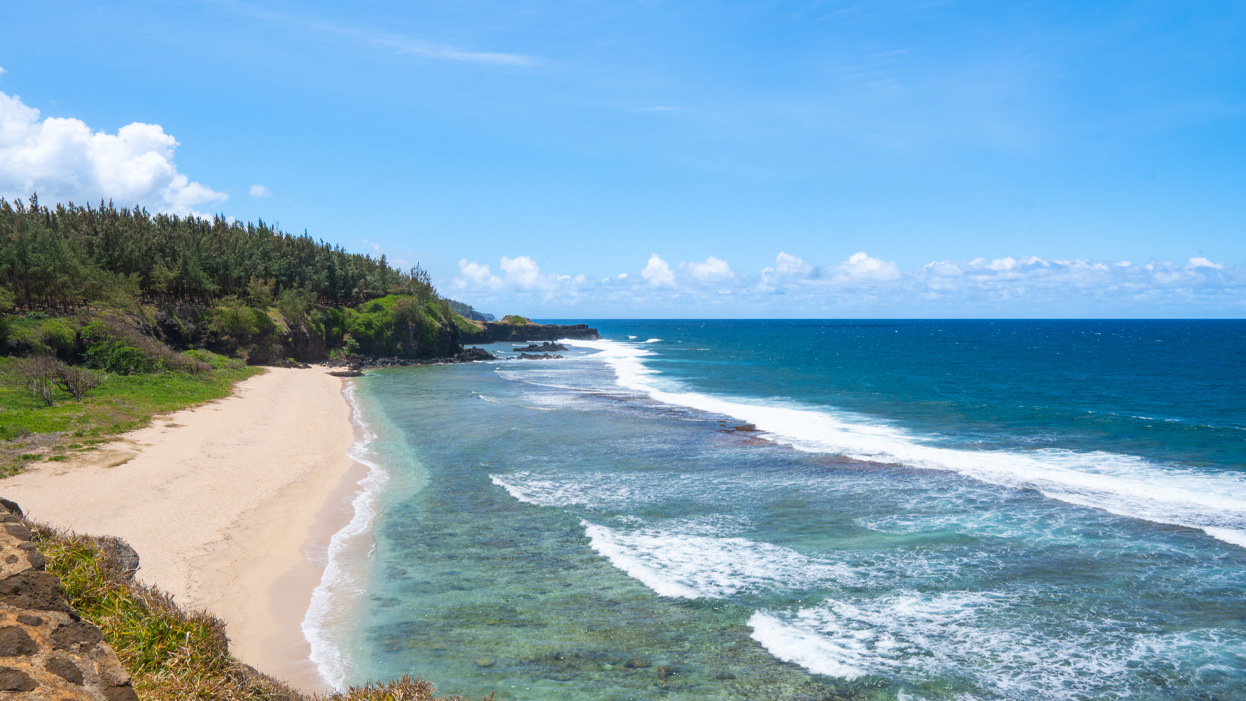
left=644, top=338, right=662, bottom=343
left=302, top=382, right=391, bottom=691
left=749, top=592, right=1246, bottom=699
left=581, top=520, right=856, bottom=599
left=489, top=471, right=665, bottom=510
left=569, top=338, right=1246, bottom=549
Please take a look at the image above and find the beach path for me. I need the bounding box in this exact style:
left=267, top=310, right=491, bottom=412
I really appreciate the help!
left=0, top=367, right=357, bottom=692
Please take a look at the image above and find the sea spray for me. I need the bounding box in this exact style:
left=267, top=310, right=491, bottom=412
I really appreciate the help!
left=302, top=381, right=391, bottom=691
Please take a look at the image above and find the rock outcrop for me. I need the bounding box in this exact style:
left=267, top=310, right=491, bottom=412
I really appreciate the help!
left=0, top=501, right=138, bottom=700
left=477, top=322, right=599, bottom=343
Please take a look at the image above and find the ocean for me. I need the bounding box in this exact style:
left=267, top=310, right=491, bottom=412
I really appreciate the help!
left=306, top=320, right=1246, bottom=700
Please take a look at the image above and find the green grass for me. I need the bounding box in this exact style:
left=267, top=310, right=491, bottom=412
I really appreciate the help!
left=33, top=526, right=474, bottom=700
left=0, top=355, right=261, bottom=475
left=451, top=313, right=486, bottom=339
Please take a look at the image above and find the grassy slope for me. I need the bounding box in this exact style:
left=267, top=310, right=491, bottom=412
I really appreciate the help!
left=34, top=526, right=465, bottom=700
left=0, top=355, right=262, bottom=476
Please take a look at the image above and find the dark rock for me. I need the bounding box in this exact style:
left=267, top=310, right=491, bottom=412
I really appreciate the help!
left=0, top=666, right=36, bottom=691
left=456, top=347, right=497, bottom=362
left=3, top=523, right=31, bottom=541
left=0, top=626, right=38, bottom=656
left=480, top=322, right=600, bottom=343
left=15, top=615, right=41, bottom=627
left=51, top=621, right=102, bottom=653
left=45, top=657, right=85, bottom=685
left=0, top=571, right=74, bottom=615
left=98, top=538, right=140, bottom=581
left=0, top=499, right=22, bottom=517
left=105, top=683, right=140, bottom=701
left=715, top=672, right=737, bottom=680
left=4, top=556, right=15, bottom=565
left=657, top=665, right=679, bottom=680
left=17, top=543, right=45, bottom=571
left=624, top=659, right=650, bottom=669
left=518, top=353, right=563, bottom=360
left=513, top=342, right=567, bottom=352
left=328, top=369, right=365, bottom=377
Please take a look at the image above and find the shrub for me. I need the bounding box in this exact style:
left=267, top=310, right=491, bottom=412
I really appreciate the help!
left=53, top=363, right=107, bottom=400
left=209, top=297, right=276, bottom=339
left=80, top=319, right=209, bottom=375
left=15, top=355, right=60, bottom=406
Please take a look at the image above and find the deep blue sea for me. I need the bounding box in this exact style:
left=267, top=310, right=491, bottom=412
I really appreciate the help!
left=306, top=320, right=1246, bottom=700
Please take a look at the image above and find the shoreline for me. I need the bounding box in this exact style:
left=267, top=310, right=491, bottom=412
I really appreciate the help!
left=0, top=366, right=360, bottom=695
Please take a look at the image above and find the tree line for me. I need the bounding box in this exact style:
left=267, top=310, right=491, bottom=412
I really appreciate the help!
left=0, top=195, right=438, bottom=311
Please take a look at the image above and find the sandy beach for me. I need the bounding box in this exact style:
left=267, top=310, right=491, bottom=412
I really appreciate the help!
left=0, top=367, right=359, bottom=693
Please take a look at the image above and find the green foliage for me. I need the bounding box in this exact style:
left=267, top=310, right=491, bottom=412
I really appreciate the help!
left=0, top=195, right=441, bottom=311
left=501, top=314, right=532, bottom=325
left=0, top=285, right=12, bottom=343
left=452, top=313, right=486, bottom=339
left=245, top=276, right=276, bottom=308
left=80, top=319, right=208, bottom=375
left=182, top=348, right=245, bottom=371
left=209, top=297, right=275, bottom=338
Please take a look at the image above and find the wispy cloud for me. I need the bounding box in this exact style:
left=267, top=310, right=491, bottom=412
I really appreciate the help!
left=249, top=184, right=270, bottom=197
left=212, top=0, right=538, bottom=67
left=450, top=252, right=1246, bottom=317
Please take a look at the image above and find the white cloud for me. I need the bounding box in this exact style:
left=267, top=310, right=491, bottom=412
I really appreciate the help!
left=457, top=259, right=503, bottom=290
left=684, top=256, right=735, bottom=282
left=249, top=184, right=271, bottom=197
left=447, top=251, right=1246, bottom=318
left=0, top=67, right=6, bottom=77
left=499, top=255, right=545, bottom=290
left=1188, top=257, right=1223, bottom=270
left=0, top=90, right=225, bottom=215
left=835, top=252, right=902, bottom=281
left=641, top=254, right=677, bottom=287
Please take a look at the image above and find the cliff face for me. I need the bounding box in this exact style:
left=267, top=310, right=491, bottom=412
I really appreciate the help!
left=0, top=500, right=138, bottom=700
left=475, top=323, right=600, bottom=343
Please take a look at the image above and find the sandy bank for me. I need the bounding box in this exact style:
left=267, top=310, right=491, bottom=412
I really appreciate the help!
left=0, top=367, right=359, bottom=693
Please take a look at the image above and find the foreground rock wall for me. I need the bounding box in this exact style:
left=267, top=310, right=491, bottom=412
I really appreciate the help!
left=0, top=501, right=137, bottom=701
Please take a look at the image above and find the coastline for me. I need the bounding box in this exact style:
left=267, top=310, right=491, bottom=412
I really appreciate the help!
left=0, top=366, right=360, bottom=695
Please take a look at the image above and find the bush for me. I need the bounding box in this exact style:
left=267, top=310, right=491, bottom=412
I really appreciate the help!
left=54, top=364, right=108, bottom=400
left=209, top=297, right=275, bottom=338
left=80, top=319, right=209, bottom=375
left=14, top=355, right=60, bottom=406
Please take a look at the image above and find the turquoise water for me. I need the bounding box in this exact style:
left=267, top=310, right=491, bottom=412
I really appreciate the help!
left=317, top=321, right=1246, bottom=700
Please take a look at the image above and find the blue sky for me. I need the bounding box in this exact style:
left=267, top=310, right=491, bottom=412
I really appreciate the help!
left=1, top=0, right=1244, bottom=317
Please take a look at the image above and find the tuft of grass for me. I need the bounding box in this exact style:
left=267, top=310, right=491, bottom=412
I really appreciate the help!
left=32, top=525, right=485, bottom=701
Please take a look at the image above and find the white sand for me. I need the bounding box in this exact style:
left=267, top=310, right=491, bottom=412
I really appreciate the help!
left=0, top=367, right=360, bottom=693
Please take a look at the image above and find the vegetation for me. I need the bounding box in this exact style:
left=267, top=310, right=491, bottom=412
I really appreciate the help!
left=0, top=195, right=426, bottom=311
left=0, top=352, right=260, bottom=475
left=33, top=524, right=470, bottom=700
left=499, top=315, right=532, bottom=326
left=0, top=195, right=492, bottom=474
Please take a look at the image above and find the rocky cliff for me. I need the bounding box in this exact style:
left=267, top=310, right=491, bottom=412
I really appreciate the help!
left=476, top=322, right=600, bottom=343
left=0, top=500, right=138, bottom=700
